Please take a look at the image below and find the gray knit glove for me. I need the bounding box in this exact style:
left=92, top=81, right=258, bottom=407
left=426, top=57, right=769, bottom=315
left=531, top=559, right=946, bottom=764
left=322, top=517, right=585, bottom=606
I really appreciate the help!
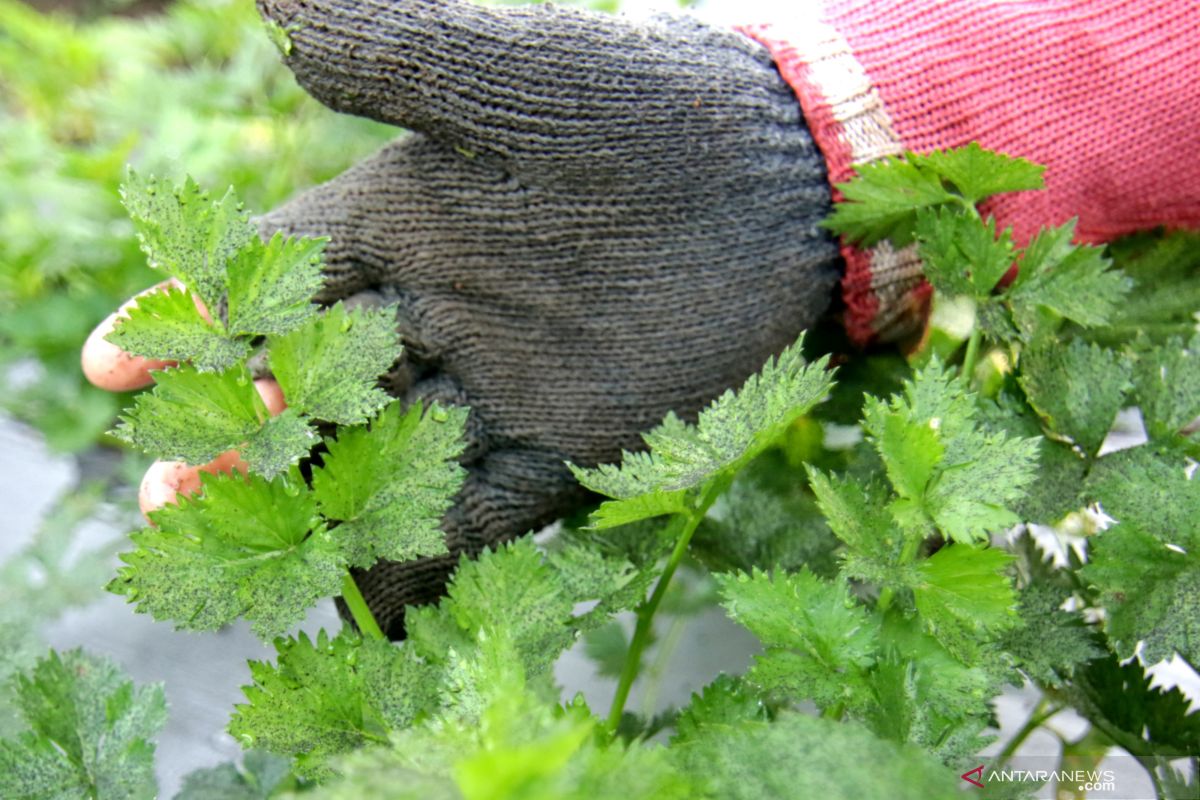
left=255, top=0, right=840, bottom=637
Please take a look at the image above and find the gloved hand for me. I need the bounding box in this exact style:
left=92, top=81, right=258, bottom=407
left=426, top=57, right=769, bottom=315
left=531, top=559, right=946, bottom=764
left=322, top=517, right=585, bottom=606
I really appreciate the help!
left=85, top=0, right=841, bottom=638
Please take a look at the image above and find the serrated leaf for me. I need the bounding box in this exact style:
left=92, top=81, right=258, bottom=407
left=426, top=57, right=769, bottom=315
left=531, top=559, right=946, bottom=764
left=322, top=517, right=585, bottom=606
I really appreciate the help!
left=1082, top=448, right=1200, bottom=664
left=0, top=650, right=166, bottom=800
left=913, top=545, right=1018, bottom=659
left=225, top=233, right=324, bottom=337
left=805, top=468, right=894, bottom=553
left=1001, top=583, right=1102, bottom=686
left=105, top=285, right=248, bottom=371
left=1018, top=339, right=1132, bottom=457
left=1100, top=230, right=1200, bottom=343
left=229, top=630, right=394, bottom=781
left=863, top=394, right=943, bottom=501
left=911, top=142, right=1045, bottom=204
left=672, top=713, right=960, bottom=800
left=671, top=675, right=767, bottom=744
left=718, top=568, right=878, bottom=709
left=824, top=156, right=956, bottom=247
left=865, top=615, right=998, bottom=764
left=572, top=336, right=832, bottom=502
left=239, top=408, right=318, bottom=479
left=915, top=206, right=1015, bottom=298
left=1008, top=220, right=1132, bottom=335
left=1133, top=336, right=1200, bottom=441
left=312, top=401, right=466, bottom=569
left=444, top=539, right=576, bottom=674
left=1070, top=653, right=1200, bottom=757
left=586, top=490, right=688, bottom=529
left=268, top=302, right=398, bottom=425
left=120, top=172, right=255, bottom=312
left=109, top=470, right=344, bottom=639
left=174, top=751, right=294, bottom=800
left=112, top=364, right=268, bottom=466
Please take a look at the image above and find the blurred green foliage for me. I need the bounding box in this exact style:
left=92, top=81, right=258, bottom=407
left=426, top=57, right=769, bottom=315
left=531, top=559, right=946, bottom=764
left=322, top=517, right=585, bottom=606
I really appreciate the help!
left=0, top=0, right=397, bottom=451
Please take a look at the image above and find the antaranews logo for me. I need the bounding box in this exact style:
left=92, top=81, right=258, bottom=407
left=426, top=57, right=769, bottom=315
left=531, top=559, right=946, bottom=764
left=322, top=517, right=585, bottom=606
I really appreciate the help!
left=961, top=764, right=1118, bottom=793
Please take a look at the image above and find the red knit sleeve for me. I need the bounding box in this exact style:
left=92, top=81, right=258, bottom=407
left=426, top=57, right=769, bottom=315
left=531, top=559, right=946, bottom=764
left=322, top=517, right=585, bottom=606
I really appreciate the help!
left=740, top=0, right=1200, bottom=345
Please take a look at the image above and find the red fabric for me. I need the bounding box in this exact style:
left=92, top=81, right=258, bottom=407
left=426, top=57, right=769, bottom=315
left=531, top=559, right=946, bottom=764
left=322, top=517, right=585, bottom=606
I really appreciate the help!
left=744, top=1, right=1200, bottom=344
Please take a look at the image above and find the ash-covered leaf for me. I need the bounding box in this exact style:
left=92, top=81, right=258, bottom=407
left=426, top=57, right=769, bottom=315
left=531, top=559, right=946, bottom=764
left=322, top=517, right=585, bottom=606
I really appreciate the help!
left=105, top=285, right=248, bottom=371
left=108, top=469, right=344, bottom=639
left=268, top=302, right=398, bottom=425
left=443, top=539, right=576, bottom=674
left=1008, top=220, right=1132, bottom=336
left=239, top=408, right=318, bottom=480
left=174, top=751, right=295, bottom=800
left=1001, top=583, right=1102, bottom=686
left=228, top=630, right=394, bottom=781
left=311, top=401, right=466, bottom=569
left=1099, top=230, right=1200, bottom=343
left=225, top=233, right=324, bottom=337
left=120, top=172, right=256, bottom=312
left=718, top=568, right=878, bottom=710
left=863, top=361, right=1040, bottom=543
left=915, top=206, right=1015, bottom=298
left=1082, top=448, right=1200, bottom=664
left=913, top=545, right=1018, bottom=660
left=0, top=650, right=166, bottom=800
left=112, top=364, right=268, bottom=466
left=672, top=712, right=960, bottom=800
left=671, top=675, right=767, bottom=744
left=1018, top=339, right=1132, bottom=457
left=1133, top=336, right=1200, bottom=442
left=572, top=336, right=832, bottom=518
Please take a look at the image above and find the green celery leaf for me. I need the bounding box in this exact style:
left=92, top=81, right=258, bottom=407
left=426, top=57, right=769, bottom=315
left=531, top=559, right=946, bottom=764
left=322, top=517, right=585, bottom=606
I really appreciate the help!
left=572, top=335, right=833, bottom=514
left=1099, top=230, right=1200, bottom=343
left=913, top=544, right=1018, bottom=660
left=120, top=172, right=255, bottom=312
left=911, top=143, right=1045, bottom=204
left=718, top=568, right=878, bottom=710
left=582, top=621, right=633, bottom=680
left=671, top=674, right=767, bottom=744
left=672, top=713, right=960, bottom=800
left=1070, top=653, right=1200, bottom=758
left=1008, top=220, right=1132, bottom=336
left=108, top=469, right=344, bottom=639
left=863, top=361, right=1040, bottom=543
left=112, top=364, right=269, bottom=466
left=175, top=751, right=295, bottom=800
left=0, top=650, right=166, bottom=800
left=312, top=401, right=467, bottom=569
left=239, top=408, right=318, bottom=480
left=1000, top=583, right=1102, bottom=686
left=1018, top=339, right=1132, bottom=457
left=228, top=630, right=395, bottom=781
left=915, top=206, right=1015, bottom=298
left=268, top=302, right=398, bottom=425
left=1133, top=336, right=1200, bottom=441
left=864, top=615, right=999, bottom=766
left=587, top=490, right=687, bottom=530
left=105, top=285, right=248, bottom=371
left=443, top=539, right=576, bottom=674
left=225, top=233, right=324, bottom=337
left=1081, top=448, right=1200, bottom=663
left=823, top=155, right=956, bottom=247
left=693, top=457, right=840, bottom=577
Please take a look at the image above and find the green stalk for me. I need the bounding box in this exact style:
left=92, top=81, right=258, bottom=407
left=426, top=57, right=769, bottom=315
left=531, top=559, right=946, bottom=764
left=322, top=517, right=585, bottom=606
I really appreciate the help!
left=607, top=489, right=719, bottom=731
left=341, top=570, right=385, bottom=641
left=995, top=697, right=1062, bottom=767
left=961, top=325, right=983, bottom=387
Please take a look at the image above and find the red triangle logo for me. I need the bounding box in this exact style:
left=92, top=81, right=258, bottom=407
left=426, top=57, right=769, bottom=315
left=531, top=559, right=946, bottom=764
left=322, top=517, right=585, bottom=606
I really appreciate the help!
left=961, top=764, right=985, bottom=788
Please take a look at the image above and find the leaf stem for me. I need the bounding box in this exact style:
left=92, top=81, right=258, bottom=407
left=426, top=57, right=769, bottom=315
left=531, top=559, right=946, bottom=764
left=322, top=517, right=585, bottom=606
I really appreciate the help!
left=961, top=324, right=983, bottom=387
left=996, top=697, right=1062, bottom=766
left=607, top=488, right=719, bottom=731
left=876, top=534, right=924, bottom=613
left=341, top=570, right=385, bottom=641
